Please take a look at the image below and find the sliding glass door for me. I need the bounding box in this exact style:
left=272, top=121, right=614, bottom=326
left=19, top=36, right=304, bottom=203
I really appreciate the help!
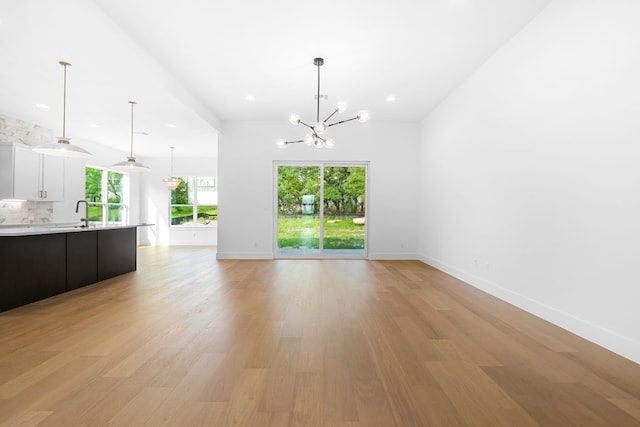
left=276, top=165, right=321, bottom=255
left=275, top=162, right=368, bottom=258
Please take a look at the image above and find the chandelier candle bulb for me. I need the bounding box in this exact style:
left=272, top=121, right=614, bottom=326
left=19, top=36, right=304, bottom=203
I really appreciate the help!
left=313, top=122, right=327, bottom=135
left=304, top=133, right=314, bottom=145
left=289, top=114, right=301, bottom=125
left=357, top=110, right=371, bottom=123
left=276, top=58, right=369, bottom=149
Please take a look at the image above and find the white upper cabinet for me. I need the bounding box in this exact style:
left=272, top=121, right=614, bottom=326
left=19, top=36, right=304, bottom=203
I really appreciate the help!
left=39, top=154, right=65, bottom=201
left=0, top=142, right=65, bottom=201
left=13, top=146, right=40, bottom=200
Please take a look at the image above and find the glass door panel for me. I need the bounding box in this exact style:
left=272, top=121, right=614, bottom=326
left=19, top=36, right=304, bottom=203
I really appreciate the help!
left=277, top=166, right=321, bottom=255
left=276, top=163, right=367, bottom=258
left=323, top=166, right=366, bottom=256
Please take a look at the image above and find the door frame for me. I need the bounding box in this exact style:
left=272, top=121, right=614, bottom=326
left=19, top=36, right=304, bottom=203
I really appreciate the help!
left=273, top=160, right=369, bottom=259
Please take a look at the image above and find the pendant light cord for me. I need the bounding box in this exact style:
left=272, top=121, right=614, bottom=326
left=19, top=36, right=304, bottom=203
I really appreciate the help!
left=60, top=61, right=70, bottom=139
left=316, top=62, right=321, bottom=123
left=170, top=146, right=175, bottom=176
left=129, top=101, right=136, bottom=158
left=33, top=60, right=91, bottom=157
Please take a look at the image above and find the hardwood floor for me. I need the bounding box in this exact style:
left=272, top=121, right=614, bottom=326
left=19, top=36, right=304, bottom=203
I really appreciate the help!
left=1, top=246, right=639, bottom=426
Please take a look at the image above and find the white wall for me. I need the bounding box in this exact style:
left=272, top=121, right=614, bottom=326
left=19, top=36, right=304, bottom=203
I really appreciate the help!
left=140, top=155, right=217, bottom=246
left=418, top=0, right=640, bottom=363
left=217, top=121, right=419, bottom=259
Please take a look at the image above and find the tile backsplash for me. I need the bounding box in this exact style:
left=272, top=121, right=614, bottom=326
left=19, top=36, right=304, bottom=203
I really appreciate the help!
left=0, top=115, right=52, bottom=146
left=0, top=116, right=57, bottom=225
left=0, top=201, right=54, bottom=225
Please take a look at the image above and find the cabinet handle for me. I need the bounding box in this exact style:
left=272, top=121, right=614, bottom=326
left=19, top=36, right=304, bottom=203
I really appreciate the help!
left=44, top=190, right=48, bottom=199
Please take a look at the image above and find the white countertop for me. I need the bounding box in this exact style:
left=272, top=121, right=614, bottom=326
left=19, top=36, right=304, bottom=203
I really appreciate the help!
left=0, top=223, right=153, bottom=236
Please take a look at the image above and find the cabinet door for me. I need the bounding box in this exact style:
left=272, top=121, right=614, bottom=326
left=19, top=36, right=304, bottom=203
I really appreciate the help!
left=0, top=145, right=14, bottom=199
left=0, top=234, right=66, bottom=310
left=98, top=228, right=137, bottom=281
left=13, top=146, right=40, bottom=200
left=67, top=231, right=98, bottom=290
left=41, top=155, right=65, bottom=201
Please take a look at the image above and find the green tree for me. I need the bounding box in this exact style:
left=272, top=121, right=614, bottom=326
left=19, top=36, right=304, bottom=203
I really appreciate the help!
left=324, top=167, right=350, bottom=214
left=107, top=171, right=123, bottom=203
left=344, top=167, right=366, bottom=214
left=85, top=167, right=102, bottom=202
left=277, top=166, right=365, bottom=216
left=278, top=166, right=320, bottom=214
left=278, top=167, right=302, bottom=214
left=171, top=178, right=189, bottom=204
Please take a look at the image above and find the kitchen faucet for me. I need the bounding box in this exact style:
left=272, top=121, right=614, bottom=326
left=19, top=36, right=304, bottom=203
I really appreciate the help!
left=75, top=200, right=89, bottom=228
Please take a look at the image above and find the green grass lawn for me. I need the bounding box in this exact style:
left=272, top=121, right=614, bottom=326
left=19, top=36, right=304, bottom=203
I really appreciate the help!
left=88, top=205, right=102, bottom=221
left=278, top=215, right=365, bottom=249
left=87, top=205, right=125, bottom=223
left=171, top=205, right=218, bottom=225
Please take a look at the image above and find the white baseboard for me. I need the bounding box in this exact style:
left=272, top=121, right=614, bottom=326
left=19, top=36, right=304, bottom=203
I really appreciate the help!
left=369, top=252, right=419, bottom=260
left=216, top=252, right=420, bottom=260
left=216, top=251, right=274, bottom=260
left=169, top=241, right=217, bottom=246
left=419, top=254, right=640, bottom=364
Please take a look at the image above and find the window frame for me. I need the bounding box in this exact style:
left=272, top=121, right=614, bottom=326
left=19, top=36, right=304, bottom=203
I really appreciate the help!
left=273, top=161, right=369, bottom=259
left=169, top=176, right=217, bottom=228
left=85, top=166, right=129, bottom=227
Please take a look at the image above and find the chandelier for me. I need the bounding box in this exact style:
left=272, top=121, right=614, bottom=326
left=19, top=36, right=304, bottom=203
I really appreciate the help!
left=162, top=146, right=181, bottom=190
left=276, top=58, right=370, bottom=149
left=33, top=61, right=93, bottom=158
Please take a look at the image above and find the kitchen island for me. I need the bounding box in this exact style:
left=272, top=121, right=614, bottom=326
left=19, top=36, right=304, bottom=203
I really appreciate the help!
left=0, top=224, right=148, bottom=312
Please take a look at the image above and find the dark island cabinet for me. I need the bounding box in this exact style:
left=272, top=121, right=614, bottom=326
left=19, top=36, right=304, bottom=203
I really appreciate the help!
left=0, top=234, right=66, bottom=312
left=0, top=226, right=137, bottom=312
left=66, top=230, right=98, bottom=291
left=98, top=227, right=137, bottom=281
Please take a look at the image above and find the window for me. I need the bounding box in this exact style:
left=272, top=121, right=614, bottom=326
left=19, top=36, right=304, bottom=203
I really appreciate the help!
left=170, top=176, right=217, bottom=227
left=85, top=166, right=128, bottom=226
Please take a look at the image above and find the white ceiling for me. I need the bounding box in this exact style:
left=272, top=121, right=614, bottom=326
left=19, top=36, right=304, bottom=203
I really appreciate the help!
left=0, top=0, right=551, bottom=158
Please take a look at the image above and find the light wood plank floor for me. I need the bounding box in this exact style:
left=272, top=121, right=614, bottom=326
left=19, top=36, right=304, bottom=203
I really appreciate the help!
left=1, top=247, right=639, bottom=426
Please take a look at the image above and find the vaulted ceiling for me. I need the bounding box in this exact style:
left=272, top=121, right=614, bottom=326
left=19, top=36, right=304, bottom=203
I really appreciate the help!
left=0, top=0, right=551, bottom=158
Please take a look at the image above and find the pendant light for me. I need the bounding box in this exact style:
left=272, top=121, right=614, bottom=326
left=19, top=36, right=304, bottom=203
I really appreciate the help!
left=162, top=146, right=181, bottom=190
left=33, top=61, right=92, bottom=158
left=112, top=101, right=149, bottom=171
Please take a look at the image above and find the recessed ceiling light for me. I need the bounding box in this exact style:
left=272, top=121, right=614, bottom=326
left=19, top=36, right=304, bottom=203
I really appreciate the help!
left=167, top=124, right=177, bottom=128
left=36, top=103, right=49, bottom=109
left=386, top=95, right=396, bottom=102
left=89, top=124, right=100, bottom=128
left=246, top=95, right=255, bottom=101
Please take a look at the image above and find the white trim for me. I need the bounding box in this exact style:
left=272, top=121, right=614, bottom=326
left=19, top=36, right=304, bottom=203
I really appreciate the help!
left=168, top=175, right=218, bottom=228
left=85, top=165, right=129, bottom=227
left=419, top=254, right=640, bottom=364
left=216, top=251, right=274, bottom=260
left=370, top=252, right=419, bottom=260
